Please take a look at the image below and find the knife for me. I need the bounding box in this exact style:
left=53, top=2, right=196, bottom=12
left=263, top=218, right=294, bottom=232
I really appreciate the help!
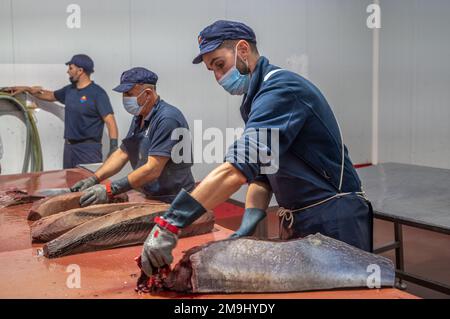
left=32, top=188, right=72, bottom=197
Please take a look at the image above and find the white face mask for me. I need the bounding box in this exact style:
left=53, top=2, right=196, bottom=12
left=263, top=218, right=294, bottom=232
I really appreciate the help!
left=122, top=89, right=150, bottom=116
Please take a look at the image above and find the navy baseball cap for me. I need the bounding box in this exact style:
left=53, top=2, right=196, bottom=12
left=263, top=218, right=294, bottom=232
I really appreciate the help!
left=65, top=54, right=94, bottom=73
left=192, top=20, right=256, bottom=64
left=113, top=67, right=158, bottom=93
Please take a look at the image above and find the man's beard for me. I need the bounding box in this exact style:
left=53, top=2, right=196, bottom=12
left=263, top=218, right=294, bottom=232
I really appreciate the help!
left=69, top=76, right=78, bottom=85
left=236, top=56, right=250, bottom=75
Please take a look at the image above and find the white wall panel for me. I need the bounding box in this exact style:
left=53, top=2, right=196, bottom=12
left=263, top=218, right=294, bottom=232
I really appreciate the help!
left=0, top=0, right=14, bottom=63
left=1, top=0, right=375, bottom=205
left=379, top=0, right=450, bottom=169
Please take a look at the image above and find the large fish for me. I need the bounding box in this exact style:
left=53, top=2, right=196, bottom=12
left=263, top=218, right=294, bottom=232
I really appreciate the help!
left=162, top=234, right=395, bottom=293
left=0, top=189, right=44, bottom=208
left=43, top=205, right=215, bottom=258
left=27, top=192, right=129, bottom=221
left=31, top=201, right=163, bottom=243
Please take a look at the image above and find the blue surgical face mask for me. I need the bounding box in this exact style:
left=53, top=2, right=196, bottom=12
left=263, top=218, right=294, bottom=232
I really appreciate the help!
left=122, top=89, right=149, bottom=116
left=218, top=45, right=250, bottom=96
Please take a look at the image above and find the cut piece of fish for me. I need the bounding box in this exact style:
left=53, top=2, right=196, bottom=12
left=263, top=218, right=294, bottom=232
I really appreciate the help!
left=0, top=189, right=44, bottom=208
left=43, top=206, right=215, bottom=258
left=163, top=233, right=396, bottom=293
left=27, top=192, right=129, bottom=221
left=31, top=201, right=163, bottom=243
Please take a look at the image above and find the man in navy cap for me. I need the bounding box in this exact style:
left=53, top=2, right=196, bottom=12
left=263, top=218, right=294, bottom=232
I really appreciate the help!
left=72, top=67, right=195, bottom=207
left=8, top=54, right=119, bottom=169
left=137, top=20, right=373, bottom=279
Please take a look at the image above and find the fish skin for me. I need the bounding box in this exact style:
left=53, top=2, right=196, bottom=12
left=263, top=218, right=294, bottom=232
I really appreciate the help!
left=163, top=234, right=396, bottom=294
left=31, top=201, right=163, bottom=243
left=43, top=206, right=215, bottom=258
left=27, top=192, right=129, bottom=221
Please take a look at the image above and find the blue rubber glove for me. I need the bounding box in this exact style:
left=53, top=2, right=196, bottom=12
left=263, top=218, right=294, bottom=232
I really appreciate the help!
left=229, top=208, right=267, bottom=239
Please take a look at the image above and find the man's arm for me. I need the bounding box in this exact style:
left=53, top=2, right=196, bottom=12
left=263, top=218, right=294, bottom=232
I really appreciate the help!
left=94, top=147, right=129, bottom=181
left=127, top=155, right=169, bottom=189
left=103, top=114, right=119, bottom=157
left=138, top=162, right=247, bottom=276
left=103, top=114, right=118, bottom=140
left=78, top=154, right=168, bottom=207
left=190, top=162, right=247, bottom=210
left=245, top=181, right=272, bottom=210
left=9, top=86, right=57, bottom=102
left=188, top=163, right=273, bottom=212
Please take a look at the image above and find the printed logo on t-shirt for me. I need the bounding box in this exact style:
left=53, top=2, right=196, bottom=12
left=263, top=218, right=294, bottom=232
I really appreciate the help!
left=80, top=95, right=88, bottom=104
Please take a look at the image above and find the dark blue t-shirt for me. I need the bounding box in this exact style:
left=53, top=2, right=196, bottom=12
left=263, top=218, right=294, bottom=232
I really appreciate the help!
left=120, top=98, right=195, bottom=201
left=54, top=82, right=114, bottom=141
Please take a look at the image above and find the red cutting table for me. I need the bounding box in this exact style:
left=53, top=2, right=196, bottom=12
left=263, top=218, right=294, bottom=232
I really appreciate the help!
left=0, top=169, right=419, bottom=299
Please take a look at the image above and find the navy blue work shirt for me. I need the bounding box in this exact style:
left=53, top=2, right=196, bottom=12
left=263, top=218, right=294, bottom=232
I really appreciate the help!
left=120, top=98, right=195, bottom=201
left=54, top=82, right=114, bottom=141
left=225, top=56, right=363, bottom=209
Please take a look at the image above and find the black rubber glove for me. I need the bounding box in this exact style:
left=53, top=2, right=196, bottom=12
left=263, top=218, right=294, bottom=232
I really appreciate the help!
left=70, top=176, right=99, bottom=192
left=162, top=189, right=207, bottom=228
left=108, top=138, right=118, bottom=158
left=229, top=208, right=267, bottom=239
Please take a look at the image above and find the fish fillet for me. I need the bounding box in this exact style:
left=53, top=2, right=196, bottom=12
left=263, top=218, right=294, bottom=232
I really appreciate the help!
left=27, top=192, right=129, bottom=221
left=31, top=201, right=163, bottom=243
left=0, top=189, right=44, bottom=208
left=43, top=206, right=215, bottom=258
left=163, top=234, right=395, bottom=293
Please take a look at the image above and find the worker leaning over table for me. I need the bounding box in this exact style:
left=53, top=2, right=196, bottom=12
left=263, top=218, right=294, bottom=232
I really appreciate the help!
left=8, top=54, right=119, bottom=169
left=71, top=67, right=195, bottom=205
left=137, top=20, right=374, bottom=278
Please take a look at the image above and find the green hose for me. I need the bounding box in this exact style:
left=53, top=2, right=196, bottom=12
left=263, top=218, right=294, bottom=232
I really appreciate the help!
left=0, top=93, right=43, bottom=173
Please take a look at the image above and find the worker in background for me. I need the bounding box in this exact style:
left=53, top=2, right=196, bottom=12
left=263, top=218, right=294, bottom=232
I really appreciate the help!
left=72, top=67, right=195, bottom=206
left=138, top=20, right=373, bottom=278
left=7, top=54, right=119, bottom=169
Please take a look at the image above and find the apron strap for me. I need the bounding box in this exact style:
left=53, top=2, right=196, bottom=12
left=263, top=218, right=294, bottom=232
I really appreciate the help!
left=277, top=191, right=368, bottom=229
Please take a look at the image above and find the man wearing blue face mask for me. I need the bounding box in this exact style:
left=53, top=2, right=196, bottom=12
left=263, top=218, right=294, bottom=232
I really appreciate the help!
left=137, top=20, right=373, bottom=279
left=73, top=67, right=195, bottom=207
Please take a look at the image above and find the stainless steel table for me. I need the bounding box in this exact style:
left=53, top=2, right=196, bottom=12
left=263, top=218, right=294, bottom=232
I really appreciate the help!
left=358, top=163, right=450, bottom=294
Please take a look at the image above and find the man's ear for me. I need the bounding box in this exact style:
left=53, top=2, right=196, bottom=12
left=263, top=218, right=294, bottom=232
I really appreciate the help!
left=150, top=88, right=158, bottom=103
left=143, top=88, right=156, bottom=105
left=236, top=40, right=251, bottom=60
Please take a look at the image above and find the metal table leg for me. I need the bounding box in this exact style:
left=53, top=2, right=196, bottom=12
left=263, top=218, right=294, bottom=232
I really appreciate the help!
left=394, top=221, right=407, bottom=290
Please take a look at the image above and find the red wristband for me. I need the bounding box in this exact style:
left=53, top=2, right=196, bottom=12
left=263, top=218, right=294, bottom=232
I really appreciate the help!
left=105, top=182, right=114, bottom=199
left=154, top=216, right=179, bottom=235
